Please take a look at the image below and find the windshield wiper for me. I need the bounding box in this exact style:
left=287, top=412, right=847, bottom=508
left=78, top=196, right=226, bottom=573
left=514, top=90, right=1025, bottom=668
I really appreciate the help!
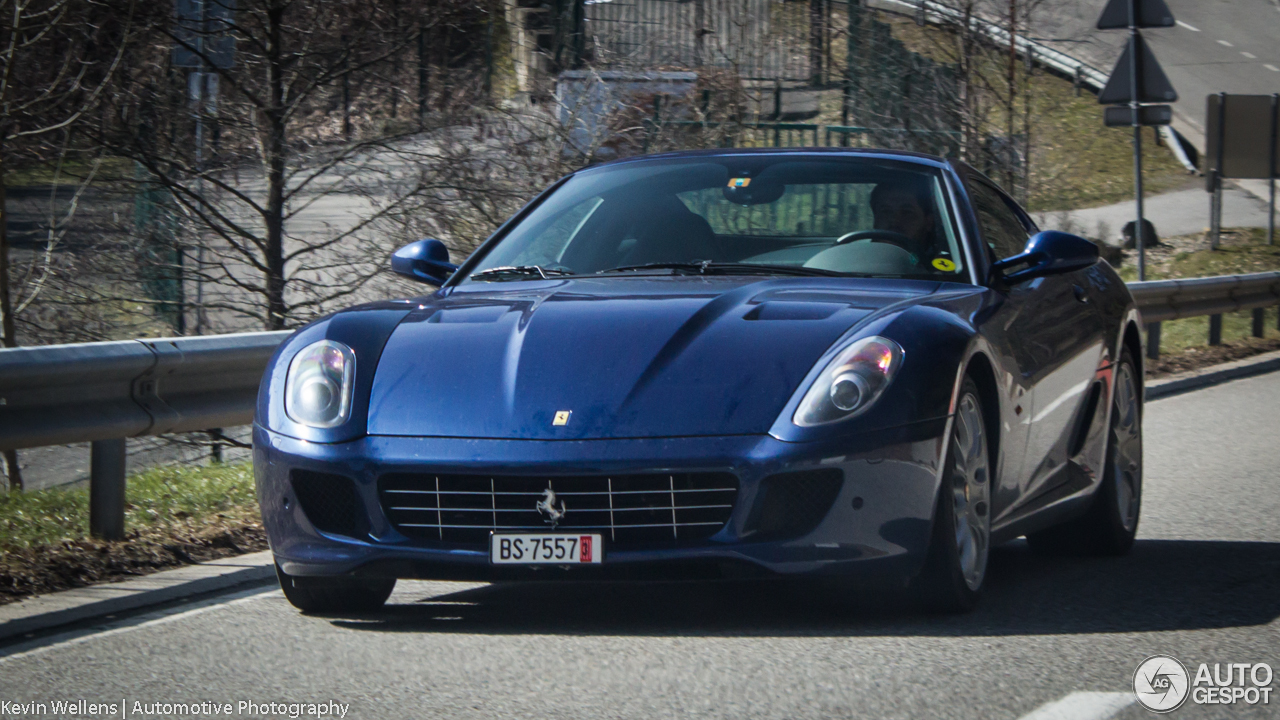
left=470, top=265, right=576, bottom=282
left=601, top=262, right=849, bottom=277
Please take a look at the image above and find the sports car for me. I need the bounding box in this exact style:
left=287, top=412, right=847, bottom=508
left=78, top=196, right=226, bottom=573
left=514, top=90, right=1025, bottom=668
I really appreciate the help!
left=254, top=148, right=1145, bottom=613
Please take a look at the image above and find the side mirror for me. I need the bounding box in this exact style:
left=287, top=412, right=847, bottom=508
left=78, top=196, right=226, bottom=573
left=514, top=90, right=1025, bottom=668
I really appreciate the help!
left=992, top=231, right=1099, bottom=284
left=391, top=239, right=458, bottom=286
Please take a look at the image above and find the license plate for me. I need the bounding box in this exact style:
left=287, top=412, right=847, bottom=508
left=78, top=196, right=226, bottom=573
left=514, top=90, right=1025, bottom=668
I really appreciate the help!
left=490, top=534, right=603, bottom=564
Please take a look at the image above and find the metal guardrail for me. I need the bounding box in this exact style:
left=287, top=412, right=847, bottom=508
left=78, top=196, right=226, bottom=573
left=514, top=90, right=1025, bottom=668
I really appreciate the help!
left=0, top=331, right=290, bottom=452
left=0, top=272, right=1277, bottom=536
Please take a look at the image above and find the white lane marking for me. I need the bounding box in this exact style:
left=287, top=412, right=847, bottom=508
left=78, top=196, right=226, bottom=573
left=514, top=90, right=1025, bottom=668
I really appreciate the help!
left=1267, top=64, right=1280, bottom=72
left=1218, top=40, right=1235, bottom=47
left=1177, top=20, right=1201, bottom=31
left=0, top=586, right=278, bottom=664
left=1242, top=52, right=1257, bottom=59
left=1016, top=692, right=1135, bottom=720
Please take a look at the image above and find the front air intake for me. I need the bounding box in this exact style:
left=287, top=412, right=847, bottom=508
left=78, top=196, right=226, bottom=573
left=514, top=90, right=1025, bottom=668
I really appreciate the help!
left=745, top=469, right=844, bottom=540
left=290, top=470, right=368, bottom=539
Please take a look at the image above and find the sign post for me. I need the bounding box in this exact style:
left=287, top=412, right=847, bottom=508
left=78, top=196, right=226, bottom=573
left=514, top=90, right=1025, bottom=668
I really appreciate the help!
left=173, top=0, right=236, bottom=335
left=1096, top=0, right=1176, bottom=282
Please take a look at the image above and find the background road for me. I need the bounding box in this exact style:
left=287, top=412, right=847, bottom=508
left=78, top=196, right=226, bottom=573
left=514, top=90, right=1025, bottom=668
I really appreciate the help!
left=1, top=370, right=1278, bottom=719
left=1037, top=0, right=1280, bottom=149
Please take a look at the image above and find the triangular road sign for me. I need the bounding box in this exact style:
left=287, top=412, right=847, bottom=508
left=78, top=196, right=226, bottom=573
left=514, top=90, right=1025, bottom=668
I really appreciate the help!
left=1098, top=34, right=1178, bottom=104
left=1097, top=0, right=1175, bottom=29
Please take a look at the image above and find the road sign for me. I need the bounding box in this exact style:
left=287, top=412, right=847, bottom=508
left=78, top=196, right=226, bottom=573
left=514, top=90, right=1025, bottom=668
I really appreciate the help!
left=1096, top=0, right=1174, bottom=30
left=1205, top=93, right=1279, bottom=246
left=1206, top=94, right=1280, bottom=180
left=1096, top=0, right=1179, bottom=283
left=1103, top=105, right=1172, bottom=127
left=1098, top=34, right=1177, bottom=104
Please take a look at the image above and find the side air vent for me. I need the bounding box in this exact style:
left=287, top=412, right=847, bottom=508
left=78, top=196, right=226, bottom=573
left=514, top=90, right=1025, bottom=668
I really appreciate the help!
left=290, top=470, right=368, bottom=539
left=1069, top=381, right=1103, bottom=458
left=745, top=469, right=844, bottom=540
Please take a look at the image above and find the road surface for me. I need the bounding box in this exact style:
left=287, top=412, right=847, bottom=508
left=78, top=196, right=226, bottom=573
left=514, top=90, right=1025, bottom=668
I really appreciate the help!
left=1, top=369, right=1277, bottom=719
left=1035, top=0, right=1280, bottom=148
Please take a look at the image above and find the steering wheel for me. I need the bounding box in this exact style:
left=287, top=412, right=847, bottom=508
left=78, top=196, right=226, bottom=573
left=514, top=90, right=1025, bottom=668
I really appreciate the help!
left=834, top=229, right=917, bottom=250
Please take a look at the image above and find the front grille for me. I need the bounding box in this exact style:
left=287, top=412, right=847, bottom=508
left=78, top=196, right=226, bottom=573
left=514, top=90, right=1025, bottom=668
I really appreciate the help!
left=291, top=470, right=368, bottom=539
left=378, top=473, right=739, bottom=547
left=744, top=469, right=843, bottom=540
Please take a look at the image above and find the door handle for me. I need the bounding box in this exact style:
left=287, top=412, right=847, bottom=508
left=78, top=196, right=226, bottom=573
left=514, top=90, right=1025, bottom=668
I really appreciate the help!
left=1072, top=285, right=1089, bottom=303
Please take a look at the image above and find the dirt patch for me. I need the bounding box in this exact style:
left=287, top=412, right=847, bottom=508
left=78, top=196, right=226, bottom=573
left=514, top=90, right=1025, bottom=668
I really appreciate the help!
left=0, top=518, right=268, bottom=606
left=1147, top=336, right=1280, bottom=378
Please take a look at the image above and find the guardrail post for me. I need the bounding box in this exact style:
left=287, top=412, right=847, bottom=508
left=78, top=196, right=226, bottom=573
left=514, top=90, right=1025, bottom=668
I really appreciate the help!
left=1146, top=322, right=1161, bottom=360
left=208, top=428, right=223, bottom=463
left=89, top=439, right=127, bottom=541
left=1253, top=308, right=1266, bottom=338
left=1208, top=314, right=1223, bottom=346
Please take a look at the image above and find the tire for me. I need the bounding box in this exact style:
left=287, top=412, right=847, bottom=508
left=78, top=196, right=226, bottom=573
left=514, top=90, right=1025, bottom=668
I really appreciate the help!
left=914, top=376, right=992, bottom=613
left=1026, top=346, right=1143, bottom=556
left=275, top=562, right=396, bottom=613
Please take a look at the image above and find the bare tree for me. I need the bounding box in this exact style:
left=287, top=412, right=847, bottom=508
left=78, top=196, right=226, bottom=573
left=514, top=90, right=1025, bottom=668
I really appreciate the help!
left=0, top=0, right=135, bottom=489
left=85, top=0, right=495, bottom=332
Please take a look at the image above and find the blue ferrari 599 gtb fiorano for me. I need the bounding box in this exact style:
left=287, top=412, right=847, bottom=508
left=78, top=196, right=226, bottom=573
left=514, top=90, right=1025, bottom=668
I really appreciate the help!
left=255, top=148, right=1144, bottom=613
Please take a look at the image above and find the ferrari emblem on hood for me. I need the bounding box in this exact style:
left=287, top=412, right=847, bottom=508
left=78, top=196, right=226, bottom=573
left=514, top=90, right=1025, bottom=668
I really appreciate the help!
left=552, top=410, right=571, bottom=426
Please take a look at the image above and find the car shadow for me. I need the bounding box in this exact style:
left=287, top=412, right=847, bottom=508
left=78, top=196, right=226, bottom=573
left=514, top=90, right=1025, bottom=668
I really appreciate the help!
left=326, top=539, right=1280, bottom=637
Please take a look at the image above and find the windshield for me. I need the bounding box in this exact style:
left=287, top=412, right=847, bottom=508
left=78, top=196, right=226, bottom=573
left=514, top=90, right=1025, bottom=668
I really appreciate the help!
left=464, top=156, right=966, bottom=282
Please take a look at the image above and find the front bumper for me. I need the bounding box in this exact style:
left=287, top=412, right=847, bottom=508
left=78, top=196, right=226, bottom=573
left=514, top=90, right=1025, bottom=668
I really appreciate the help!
left=254, top=419, right=948, bottom=581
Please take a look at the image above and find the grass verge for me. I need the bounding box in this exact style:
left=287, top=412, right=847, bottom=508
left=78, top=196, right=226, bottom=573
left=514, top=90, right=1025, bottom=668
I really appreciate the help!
left=0, top=462, right=266, bottom=606
left=1115, top=227, right=1280, bottom=371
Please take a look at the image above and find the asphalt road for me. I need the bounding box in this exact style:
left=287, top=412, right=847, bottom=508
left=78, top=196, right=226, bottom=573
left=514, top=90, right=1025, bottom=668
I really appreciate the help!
left=1, top=370, right=1277, bottom=719
left=1035, top=0, right=1280, bottom=146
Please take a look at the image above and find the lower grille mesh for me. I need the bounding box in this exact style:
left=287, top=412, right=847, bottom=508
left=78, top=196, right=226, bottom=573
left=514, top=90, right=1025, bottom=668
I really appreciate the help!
left=378, top=473, right=738, bottom=547
left=745, top=469, right=844, bottom=540
left=291, top=470, right=367, bottom=539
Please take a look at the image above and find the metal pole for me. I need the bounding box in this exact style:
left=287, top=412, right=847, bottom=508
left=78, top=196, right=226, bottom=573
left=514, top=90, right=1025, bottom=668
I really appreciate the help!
left=1252, top=308, right=1265, bottom=338
left=1209, top=314, right=1223, bottom=346
left=90, top=439, right=127, bottom=541
left=1212, top=92, right=1227, bottom=250
left=1268, top=93, right=1277, bottom=246
left=1129, top=5, right=1145, bottom=281
left=417, top=22, right=428, bottom=129
left=1146, top=321, right=1161, bottom=360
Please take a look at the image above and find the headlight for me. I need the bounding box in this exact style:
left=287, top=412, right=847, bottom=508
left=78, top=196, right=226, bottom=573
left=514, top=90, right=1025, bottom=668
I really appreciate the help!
left=284, top=340, right=355, bottom=428
left=793, top=336, right=904, bottom=427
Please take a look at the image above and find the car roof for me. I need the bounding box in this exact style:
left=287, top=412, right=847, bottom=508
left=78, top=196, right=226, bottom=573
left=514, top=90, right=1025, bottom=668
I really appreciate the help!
left=584, top=147, right=953, bottom=172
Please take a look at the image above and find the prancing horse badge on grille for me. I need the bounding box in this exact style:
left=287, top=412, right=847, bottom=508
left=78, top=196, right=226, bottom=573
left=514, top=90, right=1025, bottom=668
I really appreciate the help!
left=536, top=488, right=567, bottom=526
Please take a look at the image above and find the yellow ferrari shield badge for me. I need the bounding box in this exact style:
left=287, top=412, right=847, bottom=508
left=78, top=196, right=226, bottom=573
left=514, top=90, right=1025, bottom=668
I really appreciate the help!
left=553, top=410, right=572, bottom=426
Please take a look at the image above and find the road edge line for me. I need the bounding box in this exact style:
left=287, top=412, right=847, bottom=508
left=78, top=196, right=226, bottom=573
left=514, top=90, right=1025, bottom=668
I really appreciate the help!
left=1015, top=691, right=1134, bottom=720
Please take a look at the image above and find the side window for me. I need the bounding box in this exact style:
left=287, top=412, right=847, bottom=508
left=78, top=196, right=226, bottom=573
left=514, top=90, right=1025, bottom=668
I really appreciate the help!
left=968, top=181, right=1030, bottom=261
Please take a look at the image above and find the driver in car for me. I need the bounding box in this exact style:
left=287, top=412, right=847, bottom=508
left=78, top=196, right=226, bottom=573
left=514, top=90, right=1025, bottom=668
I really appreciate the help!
left=870, top=180, right=938, bottom=260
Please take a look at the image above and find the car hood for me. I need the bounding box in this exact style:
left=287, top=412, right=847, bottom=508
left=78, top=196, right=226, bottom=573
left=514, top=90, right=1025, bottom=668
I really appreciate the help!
left=366, top=276, right=939, bottom=439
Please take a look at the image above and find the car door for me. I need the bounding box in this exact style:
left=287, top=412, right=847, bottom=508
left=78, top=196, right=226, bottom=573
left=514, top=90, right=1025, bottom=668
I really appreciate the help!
left=966, top=178, right=1104, bottom=517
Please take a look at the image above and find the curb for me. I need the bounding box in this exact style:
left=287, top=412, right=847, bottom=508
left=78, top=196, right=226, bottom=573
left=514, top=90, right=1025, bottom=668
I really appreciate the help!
left=0, top=551, right=275, bottom=643
left=1147, top=348, right=1280, bottom=400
